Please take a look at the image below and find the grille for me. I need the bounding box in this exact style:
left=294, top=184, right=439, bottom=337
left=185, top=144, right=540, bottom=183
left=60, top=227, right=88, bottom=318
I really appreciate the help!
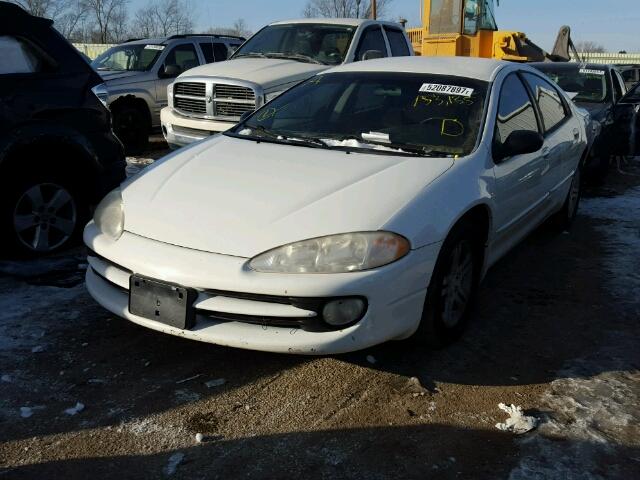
left=215, top=101, right=255, bottom=117
left=174, top=82, right=206, bottom=97
left=214, top=84, right=255, bottom=101
left=174, top=97, right=206, bottom=114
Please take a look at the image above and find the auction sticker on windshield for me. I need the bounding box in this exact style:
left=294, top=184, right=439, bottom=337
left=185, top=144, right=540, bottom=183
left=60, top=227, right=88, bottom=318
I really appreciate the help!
left=144, top=45, right=165, bottom=50
left=419, top=83, right=474, bottom=97
left=579, top=68, right=605, bottom=76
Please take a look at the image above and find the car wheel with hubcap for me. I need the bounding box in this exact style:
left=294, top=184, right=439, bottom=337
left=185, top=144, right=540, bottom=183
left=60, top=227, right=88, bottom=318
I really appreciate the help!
left=1, top=178, right=85, bottom=256
left=413, top=222, right=481, bottom=348
left=554, top=166, right=581, bottom=230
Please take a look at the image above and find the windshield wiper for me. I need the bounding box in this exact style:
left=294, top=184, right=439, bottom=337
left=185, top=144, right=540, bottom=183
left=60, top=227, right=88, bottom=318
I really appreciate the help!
left=234, top=52, right=268, bottom=59
left=322, top=135, right=454, bottom=157
left=263, top=52, right=325, bottom=65
left=238, top=126, right=329, bottom=149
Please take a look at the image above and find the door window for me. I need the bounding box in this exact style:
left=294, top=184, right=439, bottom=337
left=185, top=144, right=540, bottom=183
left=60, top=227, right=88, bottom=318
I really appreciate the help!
left=384, top=28, right=410, bottom=56
left=200, top=42, right=228, bottom=63
left=522, top=72, right=568, bottom=133
left=612, top=70, right=627, bottom=99
left=0, top=36, right=44, bottom=74
left=164, top=43, right=199, bottom=73
left=494, top=73, right=539, bottom=147
left=355, top=26, right=388, bottom=61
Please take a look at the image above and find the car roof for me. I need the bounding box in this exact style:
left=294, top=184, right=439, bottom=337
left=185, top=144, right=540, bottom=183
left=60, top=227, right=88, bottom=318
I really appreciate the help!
left=269, top=18, right=401, bottom=28
left=123, top=35, right=242, bottom=46
left=323, top=56, right=509, bottom=82
left=530, top=62, right=612, bottom=71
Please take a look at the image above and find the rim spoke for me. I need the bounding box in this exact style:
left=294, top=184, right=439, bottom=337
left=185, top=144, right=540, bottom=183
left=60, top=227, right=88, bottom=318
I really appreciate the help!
left=14, top=214, right=38, bottom=232
left=32, top=225, right=50, bottom=250
left=47, top=189, right=72, bottom=211
left=25, top=185, right=45, bottom=210
left=51, top=217, right=76, bottom=235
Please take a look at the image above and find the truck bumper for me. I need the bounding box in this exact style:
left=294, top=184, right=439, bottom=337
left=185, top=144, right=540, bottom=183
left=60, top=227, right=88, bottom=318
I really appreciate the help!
left=160, top=107, right=235, bottom=149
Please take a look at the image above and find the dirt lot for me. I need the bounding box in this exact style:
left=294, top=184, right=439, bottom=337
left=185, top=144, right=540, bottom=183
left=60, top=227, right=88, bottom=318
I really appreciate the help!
left=1, top=152, right=639, bottom=479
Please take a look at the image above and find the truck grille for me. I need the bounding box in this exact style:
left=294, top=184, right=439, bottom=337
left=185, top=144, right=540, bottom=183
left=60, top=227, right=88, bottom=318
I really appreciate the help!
left=174, top=82, right=206, bottom=97
left=174, top=97, right=207, bottom=114
left=172, top=80, right=257, bottom=120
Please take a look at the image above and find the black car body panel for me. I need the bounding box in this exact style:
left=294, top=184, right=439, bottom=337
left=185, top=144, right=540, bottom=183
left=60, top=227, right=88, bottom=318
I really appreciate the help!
left=0, top=2, right=125, bottom=254
left=531, top=62, right=628, bottom=176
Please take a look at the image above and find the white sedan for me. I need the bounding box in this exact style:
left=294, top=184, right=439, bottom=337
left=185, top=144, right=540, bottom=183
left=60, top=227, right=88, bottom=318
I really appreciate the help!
left=84, top=57, right=586, bottom=354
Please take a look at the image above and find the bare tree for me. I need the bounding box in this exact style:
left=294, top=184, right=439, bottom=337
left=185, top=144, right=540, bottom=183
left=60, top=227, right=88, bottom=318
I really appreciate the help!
left=206, top=18, right=252, bottom=38
left=9, top=0, right=88, bottom=40
left=82, top=0, right=129, bottom=43
left=575, top=40, right=606, bottom=54
left=303, top=0, right=393, bottom=19
left=130, top=0, right=194, bottom=39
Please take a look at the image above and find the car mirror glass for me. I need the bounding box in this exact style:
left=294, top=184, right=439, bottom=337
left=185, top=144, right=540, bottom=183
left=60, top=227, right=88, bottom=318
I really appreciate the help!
left=159, top=64, right=181, bottom=78
left=494, top=130, right=544, bottom=163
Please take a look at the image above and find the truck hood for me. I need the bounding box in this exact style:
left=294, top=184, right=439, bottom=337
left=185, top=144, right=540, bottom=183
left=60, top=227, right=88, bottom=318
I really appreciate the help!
left=177, top=58, right=329, bottom=90
left=122, top=136, right=454, bottom=258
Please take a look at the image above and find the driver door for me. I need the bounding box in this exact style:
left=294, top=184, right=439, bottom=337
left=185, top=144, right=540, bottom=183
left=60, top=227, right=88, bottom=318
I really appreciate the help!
left=612, top=82, right=640, bottom=157
left=155, top=43, right=200, bottom=107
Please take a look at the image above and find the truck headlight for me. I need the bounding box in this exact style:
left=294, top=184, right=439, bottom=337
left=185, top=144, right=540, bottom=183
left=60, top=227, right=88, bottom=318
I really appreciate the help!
left=91, top=83, right=109, bottom=107
left=249, top=232, right=410, bottom=274
left=94, top=189, right=124, bottom=240
left=167, top=83, right=174, bottom=108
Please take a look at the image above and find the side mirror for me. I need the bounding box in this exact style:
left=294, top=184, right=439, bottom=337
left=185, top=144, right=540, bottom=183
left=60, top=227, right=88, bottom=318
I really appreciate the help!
left=239, top=111, right=252, bottom=123
left=361, top=49, right=384, bottom=61
left=159, top=64, right=181, bottom=78
left=494, top=130, right=544, bottom=162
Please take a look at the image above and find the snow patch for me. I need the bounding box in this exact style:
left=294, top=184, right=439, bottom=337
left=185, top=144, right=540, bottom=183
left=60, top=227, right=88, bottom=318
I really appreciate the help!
left=163, top=452, right=184, bottom=476
left=64, top=402, right=85, bottom=416
left=495, top=403, right=538, bottom=434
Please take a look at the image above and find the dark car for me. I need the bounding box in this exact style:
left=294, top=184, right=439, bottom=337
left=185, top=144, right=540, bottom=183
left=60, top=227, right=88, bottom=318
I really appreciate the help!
left=0, top=2, right=126, bottom=256
left=619, top=64, right=640, bottom=90
left=531, top=62, right=629, bottom=177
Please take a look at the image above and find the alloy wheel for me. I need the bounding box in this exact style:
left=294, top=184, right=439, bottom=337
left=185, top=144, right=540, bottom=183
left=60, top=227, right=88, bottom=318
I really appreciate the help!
left=441, top=240, right=474, bottom=328
left=13, top=183, right=77, bottom=252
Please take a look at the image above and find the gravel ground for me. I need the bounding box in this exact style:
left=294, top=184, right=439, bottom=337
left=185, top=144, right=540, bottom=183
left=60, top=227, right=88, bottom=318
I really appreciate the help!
left=0, top=152, right=639, bottom=479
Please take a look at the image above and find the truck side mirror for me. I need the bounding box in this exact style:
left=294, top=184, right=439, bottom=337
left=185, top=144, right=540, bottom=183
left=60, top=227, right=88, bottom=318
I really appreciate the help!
left=362, top=50, right=384, bottom=61
left=159, top=64, right=181, bottom=79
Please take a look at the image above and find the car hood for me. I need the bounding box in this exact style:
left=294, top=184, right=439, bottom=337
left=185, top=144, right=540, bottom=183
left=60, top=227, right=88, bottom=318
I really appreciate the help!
left=177, top=58, right=329, bottom=90
left=97, top=70, right=142, bottom=82
left=122, top=136, right=454, bottom=258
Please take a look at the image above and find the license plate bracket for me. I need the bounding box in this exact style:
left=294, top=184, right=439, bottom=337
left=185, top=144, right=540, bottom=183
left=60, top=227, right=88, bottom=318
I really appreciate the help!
left=129, top=275, right=196, bottom=330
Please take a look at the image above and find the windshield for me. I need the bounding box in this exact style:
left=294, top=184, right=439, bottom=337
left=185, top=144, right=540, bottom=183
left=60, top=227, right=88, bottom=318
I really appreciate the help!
left=536, top=66, right=609, bottom=103
left=92, top=44, right=164, bottom=72
left=232, top=24, right=356, bottom=65
left=227, top=72, right=489, bottom=157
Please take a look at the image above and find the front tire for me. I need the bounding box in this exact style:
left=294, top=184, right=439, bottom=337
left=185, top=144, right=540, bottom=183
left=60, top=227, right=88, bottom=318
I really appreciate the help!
left=413, top=222, right=482, bottom=348
left=112, top=104, right=149, bottom=155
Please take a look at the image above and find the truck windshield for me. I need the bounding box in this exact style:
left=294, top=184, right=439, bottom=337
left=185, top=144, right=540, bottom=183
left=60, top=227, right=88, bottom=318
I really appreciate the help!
left=92, top=44, right=164, bottom=72
left=535, top=65, right=609, bottom=103
left=229, top=72, right=489, bottom=157
left=232, top=24, right=356, bottom=65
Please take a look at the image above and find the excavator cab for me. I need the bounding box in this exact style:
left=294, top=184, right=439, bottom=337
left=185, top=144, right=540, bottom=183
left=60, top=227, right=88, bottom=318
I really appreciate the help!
left=407, top=0, right=575, bottom=62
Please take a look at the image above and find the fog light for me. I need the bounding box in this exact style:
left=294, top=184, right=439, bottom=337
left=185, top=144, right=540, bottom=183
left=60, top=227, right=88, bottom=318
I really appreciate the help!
left=322, top=298, right=365, bottom=326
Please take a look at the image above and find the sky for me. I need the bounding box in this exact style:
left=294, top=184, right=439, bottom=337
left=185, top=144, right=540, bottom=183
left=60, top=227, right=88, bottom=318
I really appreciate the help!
left=130, top=0, right=640, bottom=52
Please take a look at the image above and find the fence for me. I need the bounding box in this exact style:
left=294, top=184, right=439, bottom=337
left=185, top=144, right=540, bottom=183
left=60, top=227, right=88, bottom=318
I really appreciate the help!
left=73, top=43, right=114, bottom=60
left=572, top=52, right=640, bottom=65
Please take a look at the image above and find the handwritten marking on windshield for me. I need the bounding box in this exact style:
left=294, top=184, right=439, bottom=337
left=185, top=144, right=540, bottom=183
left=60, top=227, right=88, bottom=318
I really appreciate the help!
left=413, top=94, right=474, bottom=108
left=256, top=104, right=288, bottom=122
left=441, top=119, right=464, bottom=137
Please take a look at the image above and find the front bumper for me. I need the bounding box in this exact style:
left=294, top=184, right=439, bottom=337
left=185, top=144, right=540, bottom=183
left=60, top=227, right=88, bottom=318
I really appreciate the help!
left=83, top=223, right=439, bottom=354
left=160, top=107, right=234, bottom=149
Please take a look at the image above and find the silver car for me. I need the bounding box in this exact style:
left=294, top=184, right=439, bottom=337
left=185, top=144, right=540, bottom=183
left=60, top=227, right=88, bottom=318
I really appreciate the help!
left=92, top=34, right=245, bottom=153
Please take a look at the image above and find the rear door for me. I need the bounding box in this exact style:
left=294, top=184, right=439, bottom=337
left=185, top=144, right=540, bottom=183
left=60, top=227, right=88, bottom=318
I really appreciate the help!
left=491, top=72, right=551, bottom=255
left=521, top=71, right=579, bottom=203
left=613, top=82, right=640, bottom=157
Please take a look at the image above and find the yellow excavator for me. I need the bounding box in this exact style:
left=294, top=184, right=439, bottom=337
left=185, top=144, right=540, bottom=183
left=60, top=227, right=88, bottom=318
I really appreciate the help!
left=406, top=0, right=579, bottom=62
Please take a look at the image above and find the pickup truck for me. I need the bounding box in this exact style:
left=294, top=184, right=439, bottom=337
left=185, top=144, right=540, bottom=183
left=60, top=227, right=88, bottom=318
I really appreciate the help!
left=160, top=18, right=413, bottom=148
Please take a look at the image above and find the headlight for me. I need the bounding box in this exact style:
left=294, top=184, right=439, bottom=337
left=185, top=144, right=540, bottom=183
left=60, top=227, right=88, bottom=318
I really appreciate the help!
left=265, top=90, right=285, bottom=103
left=249, top=232, right=410, bottom=274
left=94, top=189, right=124, bottom=240
left=167, top=83, right=174, bottom=108
left=91, top=83, right=109, bottom=107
